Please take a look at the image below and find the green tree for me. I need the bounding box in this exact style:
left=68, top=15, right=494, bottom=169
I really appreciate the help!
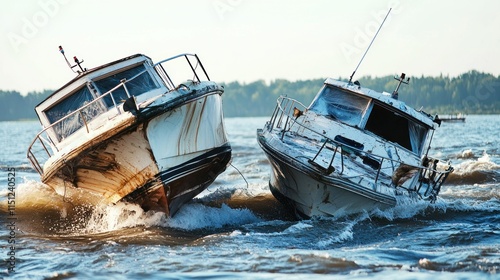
left=1, top=71, right=499, bottom=121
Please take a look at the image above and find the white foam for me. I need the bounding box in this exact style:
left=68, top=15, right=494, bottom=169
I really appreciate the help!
left=369, top=196, right=444, bottom=221
left=444, top=197, right=499, bottom=212
left=283, top=221, right=313, bottom=233
left=84, top=202, right=167, bottom=233
left=316, top=223, right=354, bottom=247
left=168, top=203, right=261, bottom=230
left=82, top=202, right=261, bottom=234
left=1, top=178, right=67, bottom=211
left=454, top=151, right=499, bottom=173
left=459, top=149, right=475, bottom=159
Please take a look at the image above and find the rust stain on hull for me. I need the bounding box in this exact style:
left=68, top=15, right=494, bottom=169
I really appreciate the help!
left=44, top=123, right=161, bottom=206
left=127, top=144, right=232, bottom=216
left=41, top=94, right=231, bottom=216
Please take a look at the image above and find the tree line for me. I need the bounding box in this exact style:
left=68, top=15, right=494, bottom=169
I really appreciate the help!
left=1, top=70, right=498, bottom=121
left=221, top=70, right=500, bottom=117
left=0, top=90, right=52, bottom=121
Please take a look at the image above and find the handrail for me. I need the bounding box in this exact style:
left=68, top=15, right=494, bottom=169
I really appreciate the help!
left=26, top=78, right=133, bottom=175
left=267, top=96, right=453, bottom=200
left=27, top=53, right=210, bottom=176
left=154, top=54, right=210, bottom=90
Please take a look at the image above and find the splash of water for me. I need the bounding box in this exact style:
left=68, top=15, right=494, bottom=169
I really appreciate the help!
left=168, top=203, right=261, bottom=230
left=82, top=202, right=261, bottom=234
left=458, top=149, right=475, bottom=159
left=447, top=151, right=500, bottom=185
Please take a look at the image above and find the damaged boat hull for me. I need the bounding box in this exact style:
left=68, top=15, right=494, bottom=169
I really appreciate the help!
left=28, top=53, right=231, bottom=216
left=42, top=93, right=230, bottom=216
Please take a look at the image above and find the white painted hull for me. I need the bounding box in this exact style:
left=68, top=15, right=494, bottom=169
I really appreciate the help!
left=257, top=81, right=453, bottom=219
left=42, top=91, right=231, bottom=216
left=258, top=129, right=395, bottom=219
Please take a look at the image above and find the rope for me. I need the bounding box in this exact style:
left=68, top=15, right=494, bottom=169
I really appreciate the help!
left=230, top=163, right=249, bottom=188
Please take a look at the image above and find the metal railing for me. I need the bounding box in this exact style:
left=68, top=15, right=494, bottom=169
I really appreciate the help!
left=27, top=53, right=210, bottom=176
left=26, top=77, right=138, bottom=176
left=266, top=96, right=453, bottom=201
left=154, top=53, right=210, bottom=90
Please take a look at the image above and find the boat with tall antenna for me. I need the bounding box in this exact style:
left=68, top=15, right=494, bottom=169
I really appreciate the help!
left=257, top=10, right=454, bottom=218
left=27, top=47, right=231, bottom=216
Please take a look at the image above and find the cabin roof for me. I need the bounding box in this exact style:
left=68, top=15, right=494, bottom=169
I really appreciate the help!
left=37, top=54, right=151, bottom=108
left=324, top=78, right=438, bottom=128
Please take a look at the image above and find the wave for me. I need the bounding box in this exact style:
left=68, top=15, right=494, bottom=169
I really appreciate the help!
left=457, top=149, right=475, bottom=159
left=168, top=203, right=260, bottom=230
left=82, top=201, right=261, bottom=234
left=4, top=175, right=498, bottom=239
left=0, top=179, right=69, bottom=212
left=1, top=179, right=263, bottom=235
left=446, top=152, right=500, bottom=185
left=0, top=164, right=37, bottom=173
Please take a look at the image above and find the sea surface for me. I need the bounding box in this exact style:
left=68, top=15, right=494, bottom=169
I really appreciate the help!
left=1, top=115, right=499, bottom=279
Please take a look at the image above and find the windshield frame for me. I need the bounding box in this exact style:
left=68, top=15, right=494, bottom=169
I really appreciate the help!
left=308, top=85, right=371, bottom=127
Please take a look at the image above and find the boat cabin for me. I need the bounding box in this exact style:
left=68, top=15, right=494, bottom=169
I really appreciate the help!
left=308, top=79, right=435, bottom=157
left=35, top=54, right=167, bottom=144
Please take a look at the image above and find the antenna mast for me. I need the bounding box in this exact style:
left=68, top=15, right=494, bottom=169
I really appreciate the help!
left=59, top=45, right=86, bottom=74
left=392, top=72, right=410, bottom=99
left=348, top=8, right=392, bottom=84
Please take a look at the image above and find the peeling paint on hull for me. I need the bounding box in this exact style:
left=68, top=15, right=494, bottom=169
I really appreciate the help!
left=41, top=93, right=231, bottom=216
left=126, top=144, right=231, bottom=216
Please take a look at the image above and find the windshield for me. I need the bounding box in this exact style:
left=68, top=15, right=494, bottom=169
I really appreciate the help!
left=308, top=85, right=370, bottom=126
left=94, top=64, right=159, bottom=107
left=45, top=86, right=106, bottom=141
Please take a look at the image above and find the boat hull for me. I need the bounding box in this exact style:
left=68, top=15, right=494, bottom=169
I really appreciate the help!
left=258, top=129, right=396, bottom=219
left=41, top=92, right=231, bottom=216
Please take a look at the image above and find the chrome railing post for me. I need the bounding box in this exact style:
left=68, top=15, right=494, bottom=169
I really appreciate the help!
left=277, top=97, right=290, bottom=128
left=374, top=158, right=383, bottom=186
left=339, top=146, right=344, bottom=174
left=39, top=136, right=51, bottom=157
left=194, top=54, right=210, bottom=81
left=79, top=111, right=89, bottom=133
left=121, top=79, right=131, bottom=98
left=185, top=55, right=201, bottom=82
left=327, top=141, right=337, bottom=171
left=269, top=103, right=279, bottom=130
left=281, top=115, right=290, bottom=140
left=109, top=91, right=120, bottom=114
left=310, top=139, right=328, bottom=162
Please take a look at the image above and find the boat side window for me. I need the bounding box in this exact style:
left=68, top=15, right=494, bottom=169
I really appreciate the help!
left=94, top=64, right=160, bottom=107
left=364, top=103, right=428, bottom=154
left=45, top=85, right=105, bottom=141
left=309, top=86, right=370, bottom=126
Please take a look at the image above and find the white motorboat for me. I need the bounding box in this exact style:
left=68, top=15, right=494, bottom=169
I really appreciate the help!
left=27, top=49, right=231, bottom=216
left=257, top=74, right=454, bottom=219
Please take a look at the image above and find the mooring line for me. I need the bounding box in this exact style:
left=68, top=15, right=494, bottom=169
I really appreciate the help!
left=230, top=163, right=249, bottom=188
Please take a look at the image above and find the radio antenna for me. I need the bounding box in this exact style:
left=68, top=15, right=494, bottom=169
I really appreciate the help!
left=348, top=8, right=392, bottom=84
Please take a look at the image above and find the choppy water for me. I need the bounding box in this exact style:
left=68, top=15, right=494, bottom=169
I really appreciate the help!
left=1, top=115, right=499, bottom=279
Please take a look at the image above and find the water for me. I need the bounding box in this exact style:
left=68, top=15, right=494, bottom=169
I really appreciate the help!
left=1, top=116, right=499, bottom=279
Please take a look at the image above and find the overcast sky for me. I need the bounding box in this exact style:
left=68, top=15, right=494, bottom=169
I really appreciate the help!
left=1, top=0, right=499, bottom=94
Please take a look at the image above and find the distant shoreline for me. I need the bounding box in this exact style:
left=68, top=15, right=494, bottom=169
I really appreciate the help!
left=3, top=114, right=500, bottom=123
left=1, top=71, right=499, bottom=121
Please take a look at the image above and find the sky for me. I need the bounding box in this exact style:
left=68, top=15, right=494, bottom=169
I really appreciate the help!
left=1, top=0, right=499, bottom=94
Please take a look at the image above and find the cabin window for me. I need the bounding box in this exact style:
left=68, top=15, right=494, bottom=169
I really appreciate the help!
left=45, top=86, right=106, bottom=141
left=364, top=103, right=428, bottom=154
left=309, top=86, right=370, bottom=126
left=94, top=64, right=159, bottom=107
